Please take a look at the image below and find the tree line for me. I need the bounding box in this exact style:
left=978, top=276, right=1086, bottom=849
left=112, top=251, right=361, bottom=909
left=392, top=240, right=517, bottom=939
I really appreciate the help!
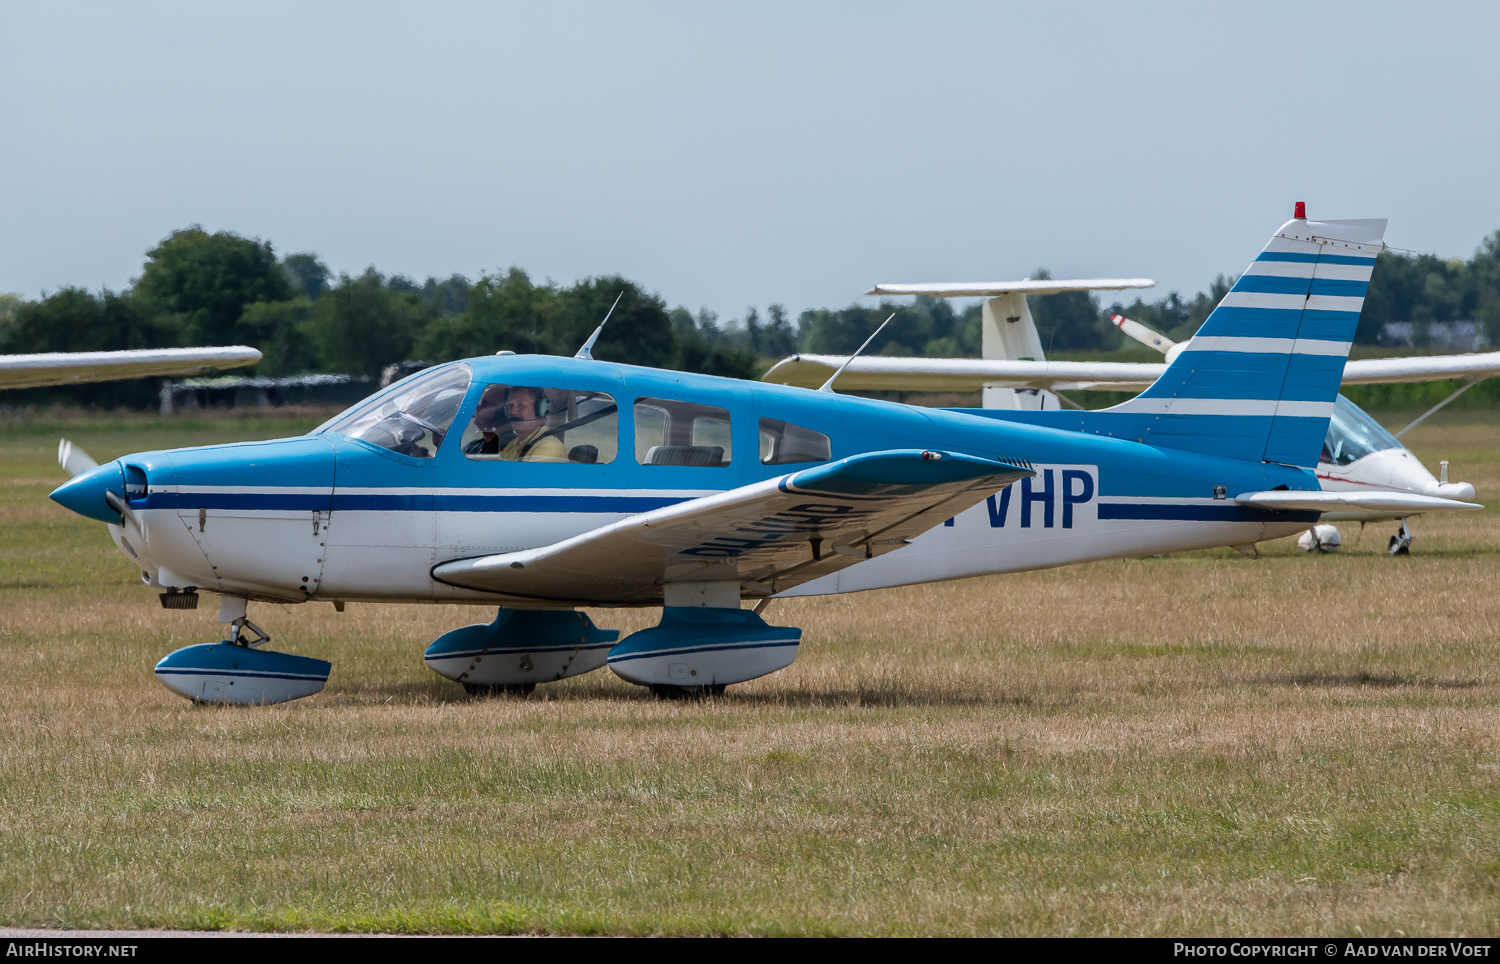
left=2, top=224, right=1498, bottom=408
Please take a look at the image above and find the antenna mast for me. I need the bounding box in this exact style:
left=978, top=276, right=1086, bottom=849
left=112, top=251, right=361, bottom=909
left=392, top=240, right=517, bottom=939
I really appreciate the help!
left=818, top=312, right=896, bottom=393
left=575, top=291, right=625, bottom=360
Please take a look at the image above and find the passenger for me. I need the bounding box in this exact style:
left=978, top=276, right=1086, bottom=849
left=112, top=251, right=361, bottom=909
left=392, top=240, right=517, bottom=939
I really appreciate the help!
left=497, top=386, right=568, bottom=462
left=464, top=385, right=512, bottom=455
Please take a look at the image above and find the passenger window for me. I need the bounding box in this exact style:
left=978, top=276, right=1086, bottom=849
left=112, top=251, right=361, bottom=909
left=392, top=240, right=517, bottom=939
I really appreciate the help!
left=634, top=397, right=732, bottom=466
left=759, top=418, right=831, bottom=465
left=461, top=385, right=617, bottom=464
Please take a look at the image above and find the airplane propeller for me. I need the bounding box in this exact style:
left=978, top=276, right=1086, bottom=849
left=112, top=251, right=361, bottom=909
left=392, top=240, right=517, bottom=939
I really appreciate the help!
left=58, top=439, right=98, bottom=478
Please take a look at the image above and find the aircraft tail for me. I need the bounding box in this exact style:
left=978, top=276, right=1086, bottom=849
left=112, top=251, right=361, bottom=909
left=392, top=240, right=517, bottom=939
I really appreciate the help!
left=1106, top=208, right=1386, bottom=467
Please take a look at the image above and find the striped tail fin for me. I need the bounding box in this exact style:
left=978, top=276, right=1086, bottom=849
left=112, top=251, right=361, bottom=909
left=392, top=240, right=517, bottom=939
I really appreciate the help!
left=1106, top=213, right=1386, bottom=467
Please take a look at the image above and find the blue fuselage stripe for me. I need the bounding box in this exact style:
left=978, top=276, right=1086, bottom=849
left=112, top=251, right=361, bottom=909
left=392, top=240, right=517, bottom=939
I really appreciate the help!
left=138, top=492, right=687, bottom=513
left=1097, top=503, right=1319, bottom=523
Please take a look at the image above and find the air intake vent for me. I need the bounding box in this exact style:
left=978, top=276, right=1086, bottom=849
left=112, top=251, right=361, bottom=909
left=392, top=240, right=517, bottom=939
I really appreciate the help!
left=159, top=591, right=200, bottom=610
left=124, top=464, right=149, bottom=501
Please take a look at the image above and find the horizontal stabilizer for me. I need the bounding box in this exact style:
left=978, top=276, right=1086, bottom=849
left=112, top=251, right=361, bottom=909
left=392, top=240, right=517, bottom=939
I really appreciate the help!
left=1235, top=490, right=1482, bottom=514
left=432, top=449, right=1033, bottom=604
left=867, top=279, right=1154, bottom=298
left=0, top=346, right=263, bottom=390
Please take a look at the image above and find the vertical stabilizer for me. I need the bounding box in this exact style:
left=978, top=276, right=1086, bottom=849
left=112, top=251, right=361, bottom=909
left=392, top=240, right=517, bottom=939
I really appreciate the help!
left=981, top=294, right=1054, bottom=410
left=1107, top=213, right=1386, bottom=467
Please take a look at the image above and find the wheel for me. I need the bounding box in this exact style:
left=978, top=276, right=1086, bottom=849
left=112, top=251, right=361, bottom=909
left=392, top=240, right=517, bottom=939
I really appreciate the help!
left=648, top=683, right=726, bottom=700
left=1388, top=535, right=1410, bottom=556
left=462, top=682, right=535, bottom=697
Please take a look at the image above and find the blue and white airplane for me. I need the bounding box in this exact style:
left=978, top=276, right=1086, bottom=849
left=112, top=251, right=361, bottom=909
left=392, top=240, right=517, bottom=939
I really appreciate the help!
left=48, top=214, right=1480, bottom=705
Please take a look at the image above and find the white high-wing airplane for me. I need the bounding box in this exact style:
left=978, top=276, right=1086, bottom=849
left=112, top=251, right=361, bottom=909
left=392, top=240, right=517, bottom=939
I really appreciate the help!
left=763, top=214, right=1492, bottom=554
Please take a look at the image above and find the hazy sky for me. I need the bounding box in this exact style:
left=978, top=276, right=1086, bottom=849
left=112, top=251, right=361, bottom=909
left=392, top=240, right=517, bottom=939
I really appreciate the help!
left=2, top=1, right=1497, bottom=321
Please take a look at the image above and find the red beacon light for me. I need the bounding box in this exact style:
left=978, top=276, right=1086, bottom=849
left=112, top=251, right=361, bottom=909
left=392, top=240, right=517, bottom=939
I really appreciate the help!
left=1294, top=201, right=1307, bottom=219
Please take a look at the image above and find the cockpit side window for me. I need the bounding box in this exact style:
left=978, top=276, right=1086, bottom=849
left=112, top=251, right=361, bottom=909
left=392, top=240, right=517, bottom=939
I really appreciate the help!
left=634, top=397, right=732, bottom=466
left=461, top=385, right=618, bottom=464
left=1322, top=395, right=1402, bottom=467
left=319, top=364, right=471, bottom=459
left=759, top=418, right=831, bottom=465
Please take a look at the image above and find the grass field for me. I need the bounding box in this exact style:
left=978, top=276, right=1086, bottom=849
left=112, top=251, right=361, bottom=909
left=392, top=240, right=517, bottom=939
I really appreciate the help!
left=1, top=408, right=1498, bottom=936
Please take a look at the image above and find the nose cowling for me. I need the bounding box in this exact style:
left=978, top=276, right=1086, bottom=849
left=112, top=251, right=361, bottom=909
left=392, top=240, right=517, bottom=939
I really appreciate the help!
left=50, top=462, right=126, bottom=524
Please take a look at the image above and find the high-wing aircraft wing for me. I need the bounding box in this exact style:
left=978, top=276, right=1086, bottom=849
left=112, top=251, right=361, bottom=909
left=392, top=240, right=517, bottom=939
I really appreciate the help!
left=761, top=354, right=1164, bottom=392
left=866, top=279, right=1155, bottom=298
left=761, top=351, right=1500, bottom=393
left=431, top=449, right=1033, bottom=605
left=0, top=346, right=263, bottom=390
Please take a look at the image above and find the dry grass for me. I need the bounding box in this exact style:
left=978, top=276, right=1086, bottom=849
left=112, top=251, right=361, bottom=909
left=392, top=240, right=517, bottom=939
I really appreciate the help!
left=0, top=410, right=1498, bottom=935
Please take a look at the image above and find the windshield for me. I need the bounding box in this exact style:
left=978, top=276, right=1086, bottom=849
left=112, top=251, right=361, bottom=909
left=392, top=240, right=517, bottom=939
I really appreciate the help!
left=319, top=363, right=472, bottom=459
left=1321, top=394, right=1401, bottom=467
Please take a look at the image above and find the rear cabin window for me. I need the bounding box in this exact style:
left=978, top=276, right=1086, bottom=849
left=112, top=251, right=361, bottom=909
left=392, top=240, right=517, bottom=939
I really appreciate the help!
left=759, top=419, right=831, bottom=465
left=460, top=385, right=618, bottom=464
left=634, top=397, right=732, bottom=466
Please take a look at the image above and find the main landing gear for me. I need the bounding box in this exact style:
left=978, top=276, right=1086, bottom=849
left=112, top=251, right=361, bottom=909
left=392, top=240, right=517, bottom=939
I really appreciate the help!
left=1388, top=517, right=1414, bottom=556
left=153, top=596, right=332, bottom=706
left=426, top=592, right=805, bottom=701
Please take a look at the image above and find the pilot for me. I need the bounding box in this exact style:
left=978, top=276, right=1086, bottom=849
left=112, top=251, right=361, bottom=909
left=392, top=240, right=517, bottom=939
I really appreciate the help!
left=464, top=385, right=512, bottom=455
left=497, top=386, right=568, bottom=462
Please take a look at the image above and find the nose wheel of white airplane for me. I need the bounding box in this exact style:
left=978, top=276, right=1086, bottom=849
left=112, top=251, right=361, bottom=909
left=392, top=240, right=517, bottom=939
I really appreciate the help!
left=1388, top=517, right=1414, bottom=555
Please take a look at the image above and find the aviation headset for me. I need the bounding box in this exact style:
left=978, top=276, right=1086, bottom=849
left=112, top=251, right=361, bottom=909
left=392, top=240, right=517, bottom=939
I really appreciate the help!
left=511, top=386, right=551, bottom=419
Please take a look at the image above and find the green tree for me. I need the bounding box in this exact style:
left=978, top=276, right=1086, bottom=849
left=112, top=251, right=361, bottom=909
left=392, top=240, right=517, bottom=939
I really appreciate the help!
left=417, top=268, right=557, bottom=361
left=305, top=269, right=428, bottom=377
left=136, top=226, right=294, bottom=346
left=281, top=253, right=330, bottom=301
left=238, top=298, right=318, bottom=376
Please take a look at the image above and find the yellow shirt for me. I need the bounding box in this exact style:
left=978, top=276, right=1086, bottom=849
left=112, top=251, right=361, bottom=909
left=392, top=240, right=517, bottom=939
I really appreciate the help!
left=498, top=426, right=568, bottom=463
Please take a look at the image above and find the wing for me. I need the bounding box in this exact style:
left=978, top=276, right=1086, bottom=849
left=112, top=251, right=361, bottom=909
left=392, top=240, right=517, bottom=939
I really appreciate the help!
left=1341, top=351, right=1500, bottom=385
left=0, top=347, right=262, bottom=390
left=760, top=354, right=1165, bottom=393
left=866, top=279, right=1154, bottom=298
left=431, top=449, right=1034, bottom=605
left=765, top=350, right=1500, bottom=394
left=1236, top=490, right=1482, bottom=514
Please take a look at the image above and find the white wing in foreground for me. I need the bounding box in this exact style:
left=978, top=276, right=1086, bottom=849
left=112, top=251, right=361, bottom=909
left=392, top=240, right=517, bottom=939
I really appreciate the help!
left=432, top=449, right=1033, bottom=605
left=0, top=346, right=263, bottom=390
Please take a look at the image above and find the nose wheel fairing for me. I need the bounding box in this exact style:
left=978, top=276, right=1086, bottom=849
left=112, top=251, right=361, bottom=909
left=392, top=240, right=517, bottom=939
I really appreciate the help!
left=154, top=642, right=331, bottom=705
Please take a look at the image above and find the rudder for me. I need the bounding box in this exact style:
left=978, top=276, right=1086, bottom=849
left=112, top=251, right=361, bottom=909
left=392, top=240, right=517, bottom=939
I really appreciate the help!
left=1107, top=211, right=1386, bottom=467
